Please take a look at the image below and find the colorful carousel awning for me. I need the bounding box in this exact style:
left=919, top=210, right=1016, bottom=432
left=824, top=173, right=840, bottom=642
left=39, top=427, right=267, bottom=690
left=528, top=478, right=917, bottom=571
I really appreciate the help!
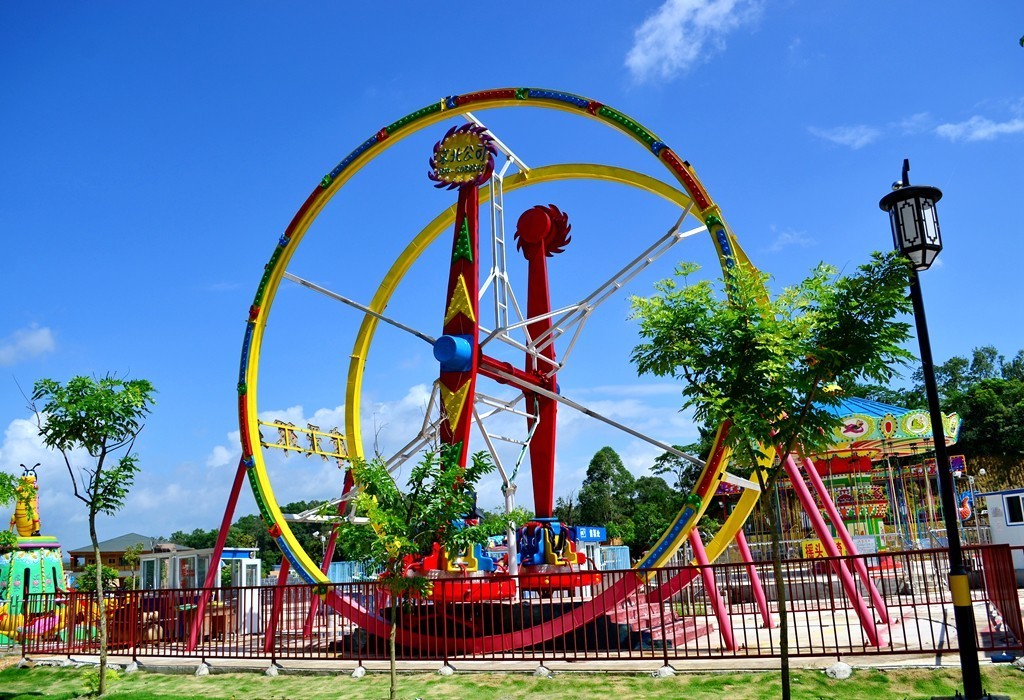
left=814, top=396, right=960, bottom=459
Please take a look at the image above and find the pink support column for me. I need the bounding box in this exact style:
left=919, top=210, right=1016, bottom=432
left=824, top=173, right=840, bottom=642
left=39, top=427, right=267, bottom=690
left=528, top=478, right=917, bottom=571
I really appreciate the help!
left=186, top=457, right=248, bottom=652
left=689, top=529, right=735, bottom=651
left=302, top=527, right=339, bottom=637
left=264, top=557, right=290, bottom=654
left=782, top=456, right=881, bottom=646
left=735, top=529, right=774, bottom=629
left=801, top=457, right=891, bottom=624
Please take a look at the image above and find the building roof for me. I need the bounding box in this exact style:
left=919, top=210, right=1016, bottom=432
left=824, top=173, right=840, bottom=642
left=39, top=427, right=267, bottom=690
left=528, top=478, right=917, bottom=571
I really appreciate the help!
left=67, top=532, right=182, bottom=555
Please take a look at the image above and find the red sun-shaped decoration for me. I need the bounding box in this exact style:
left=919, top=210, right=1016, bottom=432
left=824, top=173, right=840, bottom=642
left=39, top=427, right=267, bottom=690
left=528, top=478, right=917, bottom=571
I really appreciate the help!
left=515, top=204, right=571, bottom=258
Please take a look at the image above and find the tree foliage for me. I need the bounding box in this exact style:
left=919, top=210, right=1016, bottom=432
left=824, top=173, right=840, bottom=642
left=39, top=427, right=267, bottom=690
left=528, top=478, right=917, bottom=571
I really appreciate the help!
left=631, top=253, right=913, bottom=469
left=75, top=564, right=120, bottom=593
left=577, top=446, right=635, bottom=536
left=651, top=444, right=705, bottom=493
left=31, top=374, right=155, bottom=697
left=347, top=444, right=494, bottom=700
left=0, top=472, right=30, bottom=552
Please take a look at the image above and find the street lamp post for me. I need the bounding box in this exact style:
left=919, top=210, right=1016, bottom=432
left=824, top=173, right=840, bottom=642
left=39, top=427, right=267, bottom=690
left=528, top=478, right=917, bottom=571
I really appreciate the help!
left=880, top=159, right=985, bottom=700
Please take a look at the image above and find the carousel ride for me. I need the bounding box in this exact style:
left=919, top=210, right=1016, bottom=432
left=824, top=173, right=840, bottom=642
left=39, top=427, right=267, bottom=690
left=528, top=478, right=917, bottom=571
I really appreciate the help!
left=194, top=88, right=900, bottom=653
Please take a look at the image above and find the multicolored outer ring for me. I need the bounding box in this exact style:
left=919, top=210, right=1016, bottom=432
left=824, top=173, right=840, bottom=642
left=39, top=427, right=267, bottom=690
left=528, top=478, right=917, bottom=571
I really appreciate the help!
left=238, top=88, right=759, bottom=585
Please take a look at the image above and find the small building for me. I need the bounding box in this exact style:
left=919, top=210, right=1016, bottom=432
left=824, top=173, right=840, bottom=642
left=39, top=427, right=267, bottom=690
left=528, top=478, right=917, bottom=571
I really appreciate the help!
left=981, top=488, right=1024, bottom=584
left=66, top=532, right=175, bottom=586
left=138, top=546, right=263, bottom=637
left=138, top=546, right=261, bottom=590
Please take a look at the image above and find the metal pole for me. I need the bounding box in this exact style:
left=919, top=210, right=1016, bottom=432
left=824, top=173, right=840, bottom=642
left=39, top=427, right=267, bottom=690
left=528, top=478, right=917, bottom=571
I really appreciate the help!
left=907, top=268, right=983, bottom=699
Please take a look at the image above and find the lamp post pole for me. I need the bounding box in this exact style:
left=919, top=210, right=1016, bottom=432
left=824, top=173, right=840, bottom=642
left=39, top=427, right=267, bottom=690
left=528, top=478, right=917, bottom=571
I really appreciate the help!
left=881, top=160, right=984, bottom=700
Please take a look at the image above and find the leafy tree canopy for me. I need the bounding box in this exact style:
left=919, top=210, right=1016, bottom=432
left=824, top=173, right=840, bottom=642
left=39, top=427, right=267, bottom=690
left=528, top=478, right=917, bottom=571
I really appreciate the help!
left=75, top=564, right=119, bottom=593
left=630, top=252, right=913, bottom=472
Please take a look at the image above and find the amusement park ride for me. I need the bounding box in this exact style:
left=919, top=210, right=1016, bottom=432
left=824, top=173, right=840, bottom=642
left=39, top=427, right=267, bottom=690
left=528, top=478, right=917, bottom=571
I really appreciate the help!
left=189, top=87, right=941, bottom=652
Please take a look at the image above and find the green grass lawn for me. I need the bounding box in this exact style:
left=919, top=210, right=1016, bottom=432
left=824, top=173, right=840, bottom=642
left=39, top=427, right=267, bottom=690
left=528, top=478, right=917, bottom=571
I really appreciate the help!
left=0, top=665, right=1019, bottom=700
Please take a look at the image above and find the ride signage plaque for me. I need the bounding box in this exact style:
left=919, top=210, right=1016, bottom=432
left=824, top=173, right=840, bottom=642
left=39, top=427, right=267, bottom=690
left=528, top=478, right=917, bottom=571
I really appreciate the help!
left=429, top=124, right=495, bottom=189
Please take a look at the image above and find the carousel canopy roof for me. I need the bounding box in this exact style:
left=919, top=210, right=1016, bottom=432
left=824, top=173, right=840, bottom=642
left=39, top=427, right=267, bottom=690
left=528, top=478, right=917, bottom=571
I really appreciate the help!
left=814, top=396, right=960, bottom=458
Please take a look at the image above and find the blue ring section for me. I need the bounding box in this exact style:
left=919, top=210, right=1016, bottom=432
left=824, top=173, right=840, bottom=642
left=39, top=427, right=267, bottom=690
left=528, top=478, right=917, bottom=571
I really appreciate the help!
left=239, top=323, right=254, bottom=385
left=527, top=89, right=589, bottom=109
left=714, top=229, right=735, bottom=268
left=328, top=136, right=379, bottom=181
left=639, top=507, right=694, bottom=569
left=277, top=536, right=316, bottom=583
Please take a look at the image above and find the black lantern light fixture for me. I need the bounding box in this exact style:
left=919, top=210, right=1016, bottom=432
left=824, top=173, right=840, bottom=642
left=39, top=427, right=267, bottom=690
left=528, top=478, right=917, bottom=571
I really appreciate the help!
left=879, top=159, right=943, bottom=271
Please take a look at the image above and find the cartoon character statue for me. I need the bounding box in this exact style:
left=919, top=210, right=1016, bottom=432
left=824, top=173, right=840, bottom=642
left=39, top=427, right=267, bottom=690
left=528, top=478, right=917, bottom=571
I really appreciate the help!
left=9, top=466, right=41, bottom=537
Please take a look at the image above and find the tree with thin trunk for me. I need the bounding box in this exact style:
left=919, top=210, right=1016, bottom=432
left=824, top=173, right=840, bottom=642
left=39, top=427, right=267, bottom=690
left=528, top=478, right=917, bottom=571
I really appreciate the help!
left=630, top=252, right=912, bottom=700
left=122, top=543, right=144, bottom=590
left=30, top=375, right=155, bottom=697
left=348, top=443, right=494, bottom=700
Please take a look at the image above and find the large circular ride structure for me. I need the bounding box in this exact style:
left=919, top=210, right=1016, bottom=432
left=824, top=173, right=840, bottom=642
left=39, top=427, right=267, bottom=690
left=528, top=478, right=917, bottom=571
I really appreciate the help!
left=237, top=88, right=769, bottom=651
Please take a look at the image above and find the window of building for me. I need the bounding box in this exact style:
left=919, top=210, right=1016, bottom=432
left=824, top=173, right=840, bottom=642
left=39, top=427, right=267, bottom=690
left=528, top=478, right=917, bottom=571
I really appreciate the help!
left=107, top=558, right=116, bottom=565
left=1006, top=494, right=1024, bottom=525
left=142, top=560, right=156, bottom=590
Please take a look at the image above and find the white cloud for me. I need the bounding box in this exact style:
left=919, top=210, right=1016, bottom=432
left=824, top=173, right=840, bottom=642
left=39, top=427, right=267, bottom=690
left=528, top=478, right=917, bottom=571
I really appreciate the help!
left=898, top=112, right=932, bottom=134
left=935, top=116, right=1024, bottom=142
left=807, top=125, right=880, bottom=149
left=0, top=324, right=55, bottom=366
left=625, top=0, right=762, bottom=82
left=766, top=226, right=815, bottom=253
left=205, top=444, right=233, bottom=468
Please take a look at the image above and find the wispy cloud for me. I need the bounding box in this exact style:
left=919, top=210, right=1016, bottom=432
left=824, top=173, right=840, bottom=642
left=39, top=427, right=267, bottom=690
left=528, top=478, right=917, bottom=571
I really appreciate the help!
left=0, top=324, right=55, bottom=366
left=766, top=226, right=815, bottom=253
left=935, top=116, right=1024, bottom=142
left=807, top=125, right=881, bottom=150
left=625, top=0, right=762, bottom=83
left=898, top=112, right=932, bottom=135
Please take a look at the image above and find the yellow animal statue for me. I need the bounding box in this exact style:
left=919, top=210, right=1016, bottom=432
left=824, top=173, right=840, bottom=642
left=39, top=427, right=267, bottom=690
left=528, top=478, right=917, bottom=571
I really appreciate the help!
left=9, top=473, right=40, bottom=537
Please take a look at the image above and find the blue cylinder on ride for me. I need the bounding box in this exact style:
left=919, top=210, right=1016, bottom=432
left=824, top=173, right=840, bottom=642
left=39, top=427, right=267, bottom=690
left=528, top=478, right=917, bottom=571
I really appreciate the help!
left=433, top=334, right=474, bottom=372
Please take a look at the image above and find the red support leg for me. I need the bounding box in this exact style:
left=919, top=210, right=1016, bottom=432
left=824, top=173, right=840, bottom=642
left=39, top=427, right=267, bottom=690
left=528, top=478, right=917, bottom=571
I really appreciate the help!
left=264, top=557, right=290, bottom=654
left=735, top=529, right=774, bottom=629
left=186, top=457, right=247, bottom=652
left=783, top=456, right=882, bottom=646
left=302, top=527, right=339, bottom=637
left=801, top=457, right=891, bottom=624
left=689, top=528, right=735, bottom=650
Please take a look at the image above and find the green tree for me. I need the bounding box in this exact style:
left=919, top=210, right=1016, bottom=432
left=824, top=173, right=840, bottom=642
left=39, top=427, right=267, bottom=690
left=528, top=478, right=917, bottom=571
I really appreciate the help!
left=75, top=563, right=119, bottom=593
left=170, top=527, right=217, bottom=550
left=31, top=374, right=155, bottom=697
left=553, top=492, right=578, bottom=524
left=479, top=506, right=533, bottom=538
left=1002, top=349, right=1024, bottom=382
left=349, top=444, right=494, bottom=700
left=0, top=471, right=34, bottom=552
left=651, top=444, right=705, bottom=493
left=630, top=475, right=683, bottom=557
left=122, top=543, right=144, bottom=590
left=577, top=447, right=635, bottom=541
left=630, top=252, right=912, bottom=700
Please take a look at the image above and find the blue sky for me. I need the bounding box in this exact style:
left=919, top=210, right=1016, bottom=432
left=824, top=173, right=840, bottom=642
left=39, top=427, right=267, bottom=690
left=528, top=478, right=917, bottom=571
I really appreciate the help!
left=2, top=2, right=1022, bottom=552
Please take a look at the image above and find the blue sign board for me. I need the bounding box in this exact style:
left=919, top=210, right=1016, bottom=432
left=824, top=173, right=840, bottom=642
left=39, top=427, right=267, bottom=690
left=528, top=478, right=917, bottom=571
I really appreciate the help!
left=573, top=526, right=607, bottom=542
